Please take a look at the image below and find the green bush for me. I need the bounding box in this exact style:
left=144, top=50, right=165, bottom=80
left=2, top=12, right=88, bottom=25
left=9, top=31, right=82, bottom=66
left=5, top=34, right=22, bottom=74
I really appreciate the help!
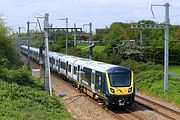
left=0, top=81, right=70, bottom=120
left=0, top=65, right=43, bottom=90
left=121, top=60, right=163, bottom=74
left=136, top=70, right=163, bottom=83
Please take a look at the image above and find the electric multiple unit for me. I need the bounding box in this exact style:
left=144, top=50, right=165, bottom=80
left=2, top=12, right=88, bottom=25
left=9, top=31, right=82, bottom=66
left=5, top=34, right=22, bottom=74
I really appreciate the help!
left=21, top=45, right=135, bottom=106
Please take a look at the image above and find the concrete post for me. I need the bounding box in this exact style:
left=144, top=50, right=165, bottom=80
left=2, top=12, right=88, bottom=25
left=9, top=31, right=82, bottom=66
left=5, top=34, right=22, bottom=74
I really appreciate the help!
left=27, top=21, right=31, bottom=68
left=164, top=3, right=170, bottom=91
left=74, top=23, right=77, bottom=46
left=44, top=13, right=52, bottom=96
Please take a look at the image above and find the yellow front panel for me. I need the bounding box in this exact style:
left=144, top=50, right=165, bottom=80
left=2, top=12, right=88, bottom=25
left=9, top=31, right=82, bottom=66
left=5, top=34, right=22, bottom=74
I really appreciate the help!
left=106, top=71, right=134, bottom=95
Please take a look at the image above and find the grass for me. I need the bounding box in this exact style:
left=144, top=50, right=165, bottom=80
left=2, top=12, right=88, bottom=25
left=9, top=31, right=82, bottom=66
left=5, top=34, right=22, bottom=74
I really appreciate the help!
left=76, top=43, right=105, bottom=52
left=169, top=65, right=180, bottom=74
left=137, top=79, right=180, bottom=106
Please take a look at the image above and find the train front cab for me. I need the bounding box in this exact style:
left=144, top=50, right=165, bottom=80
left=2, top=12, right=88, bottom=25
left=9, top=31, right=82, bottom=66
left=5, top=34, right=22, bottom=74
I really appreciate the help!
left=105, top=67, right=135, bottom=106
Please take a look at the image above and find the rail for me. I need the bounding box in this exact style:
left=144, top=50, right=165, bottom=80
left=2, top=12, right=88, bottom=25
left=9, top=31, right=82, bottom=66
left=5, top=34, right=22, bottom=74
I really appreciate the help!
left=135, top=94, right=180, bottom=120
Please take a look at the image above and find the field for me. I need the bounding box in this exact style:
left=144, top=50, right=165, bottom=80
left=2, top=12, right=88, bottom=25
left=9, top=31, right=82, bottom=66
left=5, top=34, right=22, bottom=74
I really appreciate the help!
left=169, top=65, right=180, bottom=74
left=76, top=44, right=105, bottom=52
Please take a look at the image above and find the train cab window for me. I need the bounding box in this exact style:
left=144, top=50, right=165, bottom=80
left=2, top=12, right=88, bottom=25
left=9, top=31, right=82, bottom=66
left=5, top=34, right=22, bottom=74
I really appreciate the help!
left=108, top=72, right=131, bottom=87
left=73, top=66, right=77, bottom=75
left=61, top=62, right=65, bottom=70
left=68, top=64, right=71, bottom=72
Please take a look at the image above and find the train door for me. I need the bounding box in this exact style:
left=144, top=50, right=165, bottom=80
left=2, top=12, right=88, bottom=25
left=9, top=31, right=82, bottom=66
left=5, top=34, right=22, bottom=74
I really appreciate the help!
left=58, top=59, right=60, bottom=72
left=95, top=72, right=106, bottom=93
left=77, top=65, right=80, bottom=81
left=91, top=70, right=95, bottom=92
left=66, top=61, right=68, bottom=75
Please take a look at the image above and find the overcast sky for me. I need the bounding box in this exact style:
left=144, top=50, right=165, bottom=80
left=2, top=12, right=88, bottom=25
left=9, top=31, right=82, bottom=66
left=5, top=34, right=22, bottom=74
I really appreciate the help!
left=0, top=0, right=180, bottom=32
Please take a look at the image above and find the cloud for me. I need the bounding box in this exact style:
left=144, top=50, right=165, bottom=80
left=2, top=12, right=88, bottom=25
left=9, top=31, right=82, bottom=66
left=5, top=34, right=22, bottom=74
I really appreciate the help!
left=0, top=0, right=180, bottom=31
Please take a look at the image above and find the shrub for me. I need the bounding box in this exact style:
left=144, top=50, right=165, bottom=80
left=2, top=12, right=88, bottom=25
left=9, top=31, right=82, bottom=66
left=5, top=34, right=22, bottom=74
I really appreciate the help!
left=0, top=80, right=70, bottom=120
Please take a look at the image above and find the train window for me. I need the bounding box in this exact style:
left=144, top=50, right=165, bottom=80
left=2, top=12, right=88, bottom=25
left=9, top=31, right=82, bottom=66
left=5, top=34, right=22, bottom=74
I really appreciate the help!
left=61, top=62, right=65, bottom=70
left=109, top=72, right=131, bottom=87
left=49, top=57, right=52, bottom=63
left=68, top=64, right=71, bottom=72
left=83, top=68, right=92, bottom=86
left=52, top=58, right=55, bottom=64
left=58, top=59, right=61, bottom=68
left=56, top=60, right=59, bottom=66
left=74, top=66, right=77, bottom=75
left=95, top=71, right=104, bottom=91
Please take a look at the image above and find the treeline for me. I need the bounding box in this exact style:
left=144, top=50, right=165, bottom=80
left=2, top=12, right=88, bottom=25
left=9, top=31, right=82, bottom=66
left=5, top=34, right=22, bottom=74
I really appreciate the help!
left=29, top=20, right=180, bottom=65
left=100, top=20, right=180, bottom=64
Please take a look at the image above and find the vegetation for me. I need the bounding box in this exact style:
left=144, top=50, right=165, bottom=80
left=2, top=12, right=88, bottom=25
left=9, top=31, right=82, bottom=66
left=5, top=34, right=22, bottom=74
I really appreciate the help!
left=0, top=18, right=71, bottom=119
left=76, top=43, right=105, bottom=53
left=169, top=65, right=180, bottom=74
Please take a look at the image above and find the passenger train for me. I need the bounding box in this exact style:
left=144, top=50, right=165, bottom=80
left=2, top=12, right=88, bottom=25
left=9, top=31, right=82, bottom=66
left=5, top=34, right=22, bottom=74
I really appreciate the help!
left=21, top=45, right=135, bottom=106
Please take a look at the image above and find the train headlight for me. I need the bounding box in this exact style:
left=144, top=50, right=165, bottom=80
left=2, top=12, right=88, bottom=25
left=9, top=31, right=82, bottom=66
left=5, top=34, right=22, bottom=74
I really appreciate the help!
left=128, top=87, right=132, bottom=93
left=110, top=88, right=115, bottom=93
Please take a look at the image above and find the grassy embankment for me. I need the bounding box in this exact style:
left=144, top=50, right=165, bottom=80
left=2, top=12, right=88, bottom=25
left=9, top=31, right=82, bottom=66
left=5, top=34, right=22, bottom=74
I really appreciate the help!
left=169, top=65, right=180, bottom=74
left=0, top=66, right=71, bottom=120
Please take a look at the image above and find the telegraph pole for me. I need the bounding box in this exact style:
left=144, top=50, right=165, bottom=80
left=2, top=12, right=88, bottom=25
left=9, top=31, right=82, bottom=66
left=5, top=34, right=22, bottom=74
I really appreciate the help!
left=74, top=23, right=77, bottom=46
left=44, top=13, right=52, bottom=96
left=27, top=22, right=30, bottom=68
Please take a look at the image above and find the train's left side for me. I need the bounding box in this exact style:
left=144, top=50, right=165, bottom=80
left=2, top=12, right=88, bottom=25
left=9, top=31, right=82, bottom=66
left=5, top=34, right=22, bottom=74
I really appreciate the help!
left=21, top=45, right=135, bottom=107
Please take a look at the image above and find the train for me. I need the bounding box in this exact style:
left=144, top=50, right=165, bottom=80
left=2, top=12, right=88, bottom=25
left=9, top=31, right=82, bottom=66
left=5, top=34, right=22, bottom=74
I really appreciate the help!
left=21, top=45, right=135, bottom=106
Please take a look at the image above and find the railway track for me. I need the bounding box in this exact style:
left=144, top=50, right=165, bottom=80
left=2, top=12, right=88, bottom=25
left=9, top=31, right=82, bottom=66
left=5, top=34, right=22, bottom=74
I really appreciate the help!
left=51, top=70, right=145, bottom=120
left=62, top=82, right=145, bottom=119
left=22, top=54, right=179, bottom=120
left=135, top=94, right=180, bottom=120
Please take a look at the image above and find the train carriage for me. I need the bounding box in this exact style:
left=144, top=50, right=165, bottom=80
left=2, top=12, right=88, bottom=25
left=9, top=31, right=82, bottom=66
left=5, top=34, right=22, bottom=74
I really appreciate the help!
left=21, top=45, right=135, bottom=106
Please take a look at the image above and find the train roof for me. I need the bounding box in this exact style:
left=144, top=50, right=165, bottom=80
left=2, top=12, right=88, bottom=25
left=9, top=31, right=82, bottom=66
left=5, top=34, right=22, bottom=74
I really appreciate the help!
left=81, top=60, right=119, bottom=72
left=23, top=46, right=130, bottom=73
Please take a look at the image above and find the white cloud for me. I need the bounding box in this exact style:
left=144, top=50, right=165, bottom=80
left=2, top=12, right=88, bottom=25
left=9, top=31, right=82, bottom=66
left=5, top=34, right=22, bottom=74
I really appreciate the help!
left=0, top=0, right=180, bottom=31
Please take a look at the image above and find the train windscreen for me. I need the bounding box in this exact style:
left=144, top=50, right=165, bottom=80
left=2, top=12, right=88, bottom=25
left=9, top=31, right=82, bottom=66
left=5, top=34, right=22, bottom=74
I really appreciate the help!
left=109, top=72, right=131, bottom=87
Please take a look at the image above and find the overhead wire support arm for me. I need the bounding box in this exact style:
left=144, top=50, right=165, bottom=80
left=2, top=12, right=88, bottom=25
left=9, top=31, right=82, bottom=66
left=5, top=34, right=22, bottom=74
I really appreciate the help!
left=83, top=23, right=92, bottom=45
left=151, top=4, right=165, bottom=18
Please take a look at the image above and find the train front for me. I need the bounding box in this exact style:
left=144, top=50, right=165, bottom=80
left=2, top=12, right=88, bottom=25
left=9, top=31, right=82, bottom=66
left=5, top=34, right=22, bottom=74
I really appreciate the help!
left=105, top=67, right=135, bottom=106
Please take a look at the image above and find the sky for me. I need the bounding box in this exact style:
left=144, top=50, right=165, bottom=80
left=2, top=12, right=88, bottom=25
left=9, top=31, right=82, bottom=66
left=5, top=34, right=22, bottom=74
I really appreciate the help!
left=0, top=0, right=180, bottom=32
